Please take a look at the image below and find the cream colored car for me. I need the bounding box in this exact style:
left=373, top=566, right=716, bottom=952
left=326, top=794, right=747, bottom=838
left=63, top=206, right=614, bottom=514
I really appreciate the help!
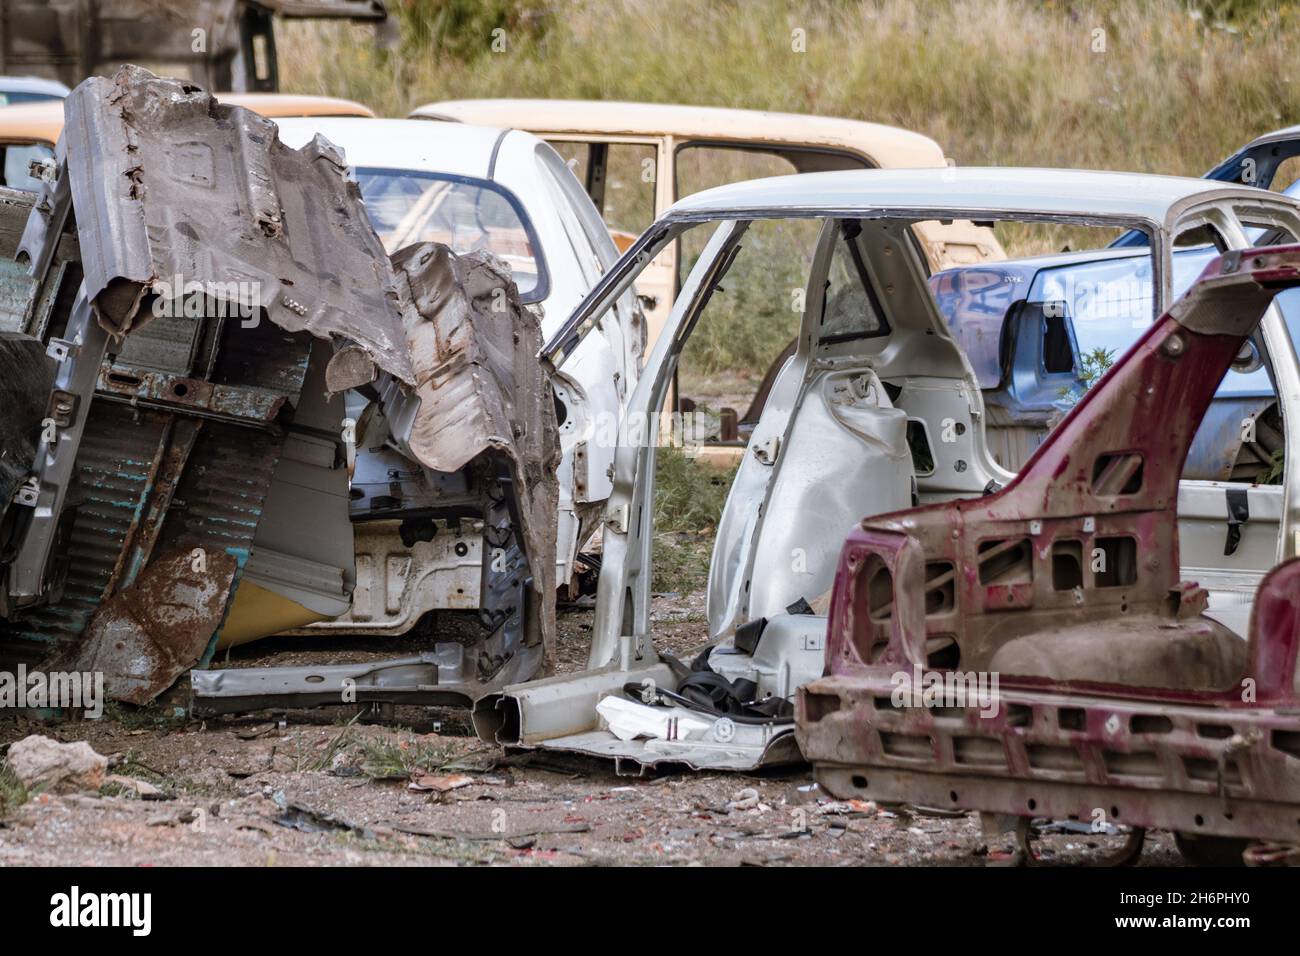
left=411, top=100, right=1004, bottom=345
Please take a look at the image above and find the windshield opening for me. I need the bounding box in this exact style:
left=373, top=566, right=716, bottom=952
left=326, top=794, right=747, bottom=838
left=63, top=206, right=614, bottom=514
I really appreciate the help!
left=354, top=167, right=547, bottom=302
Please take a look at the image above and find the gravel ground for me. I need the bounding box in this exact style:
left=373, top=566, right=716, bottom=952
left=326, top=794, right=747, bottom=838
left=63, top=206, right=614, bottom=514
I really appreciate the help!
left=0, top=593, right=1184, bottom=867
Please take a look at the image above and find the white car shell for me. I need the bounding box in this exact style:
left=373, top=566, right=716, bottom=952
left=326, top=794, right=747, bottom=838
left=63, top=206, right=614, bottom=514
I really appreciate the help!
left=271, top=117, right=643, bottom=633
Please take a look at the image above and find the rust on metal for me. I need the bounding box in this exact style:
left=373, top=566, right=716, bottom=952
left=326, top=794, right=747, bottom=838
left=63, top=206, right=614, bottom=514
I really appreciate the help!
left=797, top=245, right=1300, bottom=846
left=57, top=549, right=240, bottom=704
left=102, top=418, right=204, bottom=600
left=3, top=65, right=562, bottom=708
left=64, top=66, right=415, bottom=383
left=389, top=242, right=561, bottom=664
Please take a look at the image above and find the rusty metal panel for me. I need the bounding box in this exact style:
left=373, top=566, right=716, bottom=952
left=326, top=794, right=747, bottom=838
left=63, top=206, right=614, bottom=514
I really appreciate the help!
left=7, top=407, right=293, bottom=692
left=1, top=306, right=310, bottom=673
left=153, top=419, right=285, bottom=563
left=0, top=402, right=170, bottom=662
left=797, top=244, right=1300, bottom=845
left=56, top=549, right=239, bottom=704
left=62, top=66, right=415, bottom=384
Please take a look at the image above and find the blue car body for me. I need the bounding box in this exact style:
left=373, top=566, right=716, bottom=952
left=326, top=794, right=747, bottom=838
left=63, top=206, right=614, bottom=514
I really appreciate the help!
left=931, top=151, right=1300, bottom=480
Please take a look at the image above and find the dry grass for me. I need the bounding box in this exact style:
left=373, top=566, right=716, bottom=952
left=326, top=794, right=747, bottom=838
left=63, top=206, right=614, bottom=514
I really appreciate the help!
left=278, top=0, right=1299, bottom=191
left=652, top=447, right=737, bottom=592
left=352, top=734, right=459, bottom=779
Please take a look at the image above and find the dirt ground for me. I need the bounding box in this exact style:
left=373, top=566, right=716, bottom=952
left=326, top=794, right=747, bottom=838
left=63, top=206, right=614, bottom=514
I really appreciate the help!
left=0, top=593, right=1184, bottom=867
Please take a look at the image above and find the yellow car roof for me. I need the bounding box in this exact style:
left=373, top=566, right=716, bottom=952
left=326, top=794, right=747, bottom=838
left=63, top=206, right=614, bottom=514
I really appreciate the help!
left=411, top=99, right=949, bottom=169
left=0, top=92, right=374, bottom=147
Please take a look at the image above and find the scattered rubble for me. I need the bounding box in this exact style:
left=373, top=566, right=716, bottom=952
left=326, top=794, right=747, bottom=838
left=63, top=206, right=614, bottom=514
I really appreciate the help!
left=407, top=772, right=474, bottom=794
left=6, top=735, right=107, bottom=794
left=0, top=601, right=1191, bottom=866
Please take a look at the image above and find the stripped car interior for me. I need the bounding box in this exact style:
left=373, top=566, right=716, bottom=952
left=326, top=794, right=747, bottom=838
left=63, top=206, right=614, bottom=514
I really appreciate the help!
left=470, top=167, right=1300, bottom=773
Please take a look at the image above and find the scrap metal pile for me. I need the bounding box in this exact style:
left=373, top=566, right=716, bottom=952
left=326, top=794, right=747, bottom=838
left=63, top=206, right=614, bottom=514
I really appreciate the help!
left=0, top=66, right=557, bottom=706
left=2, top=64, right=1300, bottom=871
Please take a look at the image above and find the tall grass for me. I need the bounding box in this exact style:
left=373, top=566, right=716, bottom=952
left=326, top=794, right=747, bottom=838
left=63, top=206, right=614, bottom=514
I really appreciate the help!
left=652, top=447, right=736, bottom=592
left=279, top=0, right=1300, bottom=182
left=0, top=760, right=27, bottom=816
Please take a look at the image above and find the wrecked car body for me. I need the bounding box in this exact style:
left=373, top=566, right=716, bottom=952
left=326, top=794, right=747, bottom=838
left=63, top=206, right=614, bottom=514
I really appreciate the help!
left=469, top=167, right=1300, bottom=773
left=796, top=244, right=1300, bottom=856
left=932, top=124, right=1300, bottom=482
left=1, top=67, right=557, bottom=706
left=237, top=117, right=644, bottom=642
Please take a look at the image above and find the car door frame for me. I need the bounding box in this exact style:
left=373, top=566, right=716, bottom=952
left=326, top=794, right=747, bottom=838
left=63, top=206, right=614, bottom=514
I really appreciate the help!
left=540, top=132, right=676, bottom=346
left=1160, top=194, right=1300, bottom=619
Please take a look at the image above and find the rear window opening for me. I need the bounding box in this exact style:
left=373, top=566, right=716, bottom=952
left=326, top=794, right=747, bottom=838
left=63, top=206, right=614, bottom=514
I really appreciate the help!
left=1092, top=451, right=1145, bottom=496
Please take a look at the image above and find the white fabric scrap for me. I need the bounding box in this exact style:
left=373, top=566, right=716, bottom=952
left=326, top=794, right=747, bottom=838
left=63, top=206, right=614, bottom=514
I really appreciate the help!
left=596, top=696, right=712, bottom=742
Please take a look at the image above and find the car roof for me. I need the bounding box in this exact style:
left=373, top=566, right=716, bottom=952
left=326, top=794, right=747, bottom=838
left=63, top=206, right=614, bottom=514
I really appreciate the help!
left=274, top=117, right=520, bottom=180
left=0, top=92, right=374, bottom=146
left=662, top=166, right=1288, bottom=223
left=223, top=93, right=375, bottom=118
left=0, top=75, right=70, bottom=98
left=1237, top=124, right=1300, bottom=149
left=409, top=98, right=948, bottom=169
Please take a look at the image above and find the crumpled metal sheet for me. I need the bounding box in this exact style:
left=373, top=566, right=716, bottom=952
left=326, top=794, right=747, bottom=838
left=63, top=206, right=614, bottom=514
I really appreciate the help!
left=1, top=403, right=291, bottom=692
left=55, top=549, right=239, bottom=705
left=62, top=65, right=414, bottom=384
left=391, top=242, right=562, bottom=661
left=0, top=405, right=173, bottom=663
